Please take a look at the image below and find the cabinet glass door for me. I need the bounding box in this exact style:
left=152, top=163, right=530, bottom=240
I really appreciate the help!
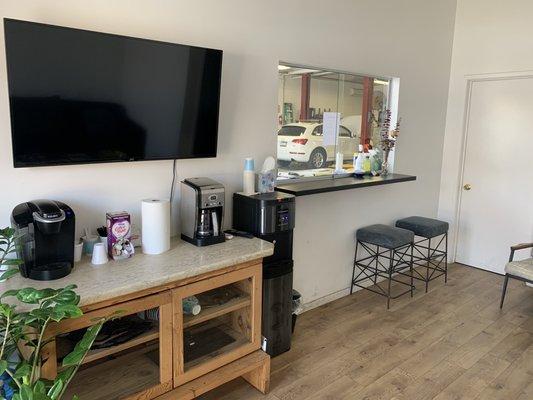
left=46, top=293, right=173, bottom=400
left=173, top=264, right=262, bottom=386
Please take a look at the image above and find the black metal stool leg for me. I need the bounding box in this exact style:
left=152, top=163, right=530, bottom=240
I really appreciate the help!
left=351, top=240, right=360, bottom=295
left=374, top=245, right=379, bottom=284
left=425, top=237, right=431, bottom=293
left=387, top=249, right=393, bottom=309
left=500, top=274, right=509, bottom=309
left=444, top=232, right=448, bottom=284
left=410, top=243, right=414, bottom=297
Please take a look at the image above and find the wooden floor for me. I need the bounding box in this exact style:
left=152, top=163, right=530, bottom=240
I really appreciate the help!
left=200, top=264, right=533, bottom=400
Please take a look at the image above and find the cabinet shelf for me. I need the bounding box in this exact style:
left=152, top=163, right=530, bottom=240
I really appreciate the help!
left=183, top=294, right=250, bottom=329
left=184, top=321, right=248, bottom=370
left=64, top=347, right=160, bottom=400
left=82, top=326, right=159, bottom=365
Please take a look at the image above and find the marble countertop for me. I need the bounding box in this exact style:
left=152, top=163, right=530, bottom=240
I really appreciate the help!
left=0, top=237, right=273, bottom=310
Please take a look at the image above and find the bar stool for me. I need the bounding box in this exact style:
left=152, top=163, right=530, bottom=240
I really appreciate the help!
left=351, top=224, right=415, bottom=309
left=395, top=216, right=449, bottom=292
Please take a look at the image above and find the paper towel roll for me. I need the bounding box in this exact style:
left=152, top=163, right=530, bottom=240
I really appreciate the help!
left=141, top=199, right=170, bottom=255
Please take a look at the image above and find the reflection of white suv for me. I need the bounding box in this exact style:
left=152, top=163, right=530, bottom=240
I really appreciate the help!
left=277, top=122, right=358, bottom=169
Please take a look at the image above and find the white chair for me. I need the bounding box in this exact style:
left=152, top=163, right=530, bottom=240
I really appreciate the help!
left=500, top=242, right=533, bottom=309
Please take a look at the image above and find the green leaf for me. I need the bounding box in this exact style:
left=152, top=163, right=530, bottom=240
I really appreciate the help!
left=52, top=290, right=78, bottom=305
left=19, top=384, right=34, bottom=400
left=33, top=380, right=46, bottom=394
left=29, top=308, right=52, bottom=322
left=16, top=288, right=42, bottom=304
left=56, top=365, right=75, bottom=384
left=13, top=361, right=31, bottom=379
left=1, top=289, right=20, bottom=299
left=72, top=396, right=80, bottom=400
left=0, top=259, right=23, bottom=266
left=0, top=303, right=15, bottom=317
left=34, top=393, right=52, bottom=400
left=0, top=267, right=21, bottom=280
left=0, top=227, right=16, bottom=237
left=62, top=322, right=103, bottom=367
left=53, top=304, right=82, bottom=319
left=61, top=347, right=85, bottom=367
left=16, top=288, right=58, bottom=304
left=0, top=359, right=8, bottom=375
left=37, top=288, right=58, bottom=299
left=47, top=378, right=63, bottom=400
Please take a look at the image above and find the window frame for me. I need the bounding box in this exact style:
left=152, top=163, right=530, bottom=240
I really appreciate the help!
left=277, top=61, right=396, bottom=184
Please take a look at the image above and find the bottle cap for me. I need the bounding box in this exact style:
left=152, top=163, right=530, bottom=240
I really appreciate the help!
left=244, top=157, right=255, bottom=171
left=191, top=304, right=201, bottom=315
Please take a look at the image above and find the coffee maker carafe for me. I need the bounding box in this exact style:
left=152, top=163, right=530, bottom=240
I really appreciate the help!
left=11, top=199, right=75, bottom=280
left=180, top=178, right=225, bottom=246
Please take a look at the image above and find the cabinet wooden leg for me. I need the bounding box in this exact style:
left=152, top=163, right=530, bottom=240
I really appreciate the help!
left=41, top=338, right=57, bottom=380
left=242, top=354, right=270, bottom=394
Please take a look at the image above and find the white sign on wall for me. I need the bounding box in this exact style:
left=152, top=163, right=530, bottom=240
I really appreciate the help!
left=322, top=112, right=340, bottom=146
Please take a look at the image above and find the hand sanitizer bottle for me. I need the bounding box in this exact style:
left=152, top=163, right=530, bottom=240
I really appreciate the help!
left=354, top=145, right=364, bottom=171
left=363, top=153, right=371, bottom=173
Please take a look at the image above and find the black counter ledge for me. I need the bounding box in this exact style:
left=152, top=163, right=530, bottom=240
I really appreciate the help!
left=275, top=173, right=416, bottom=197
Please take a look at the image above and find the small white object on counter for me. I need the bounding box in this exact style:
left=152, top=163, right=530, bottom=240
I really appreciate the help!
left=243, top=157, right=256, bottom=195
left=334, top=152, right=345, bottom=174
left=74, top=242, right=83, bottom=262
left=141, top=199, right=171, bottom=255
left=91, top=242, right=108, bottom=265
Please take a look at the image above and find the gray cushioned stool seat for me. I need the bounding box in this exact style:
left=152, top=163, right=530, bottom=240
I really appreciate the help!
left=505, top=258, right=533, bottom=280
left=395, top=216, right=448, bottom=238
left=356, top=224, right=414, bottom=249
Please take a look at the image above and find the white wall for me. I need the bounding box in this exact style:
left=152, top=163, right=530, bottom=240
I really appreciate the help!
left=438, top=0, right=533, bottom=260
left=0, top=0, right=456, bottom=306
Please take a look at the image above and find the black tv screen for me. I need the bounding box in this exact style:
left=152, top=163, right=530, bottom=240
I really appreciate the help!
left=4, top=19, right=223, bottom=167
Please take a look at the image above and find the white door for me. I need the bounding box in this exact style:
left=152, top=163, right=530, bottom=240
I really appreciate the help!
left=456, top=77, right=533, bottom=274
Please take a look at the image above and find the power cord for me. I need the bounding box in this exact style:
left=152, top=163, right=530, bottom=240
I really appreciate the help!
left=169, top=159, right=177, bottom=204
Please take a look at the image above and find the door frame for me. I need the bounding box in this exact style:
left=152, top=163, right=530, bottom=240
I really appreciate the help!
left=452, top=70, right=533, bottom=263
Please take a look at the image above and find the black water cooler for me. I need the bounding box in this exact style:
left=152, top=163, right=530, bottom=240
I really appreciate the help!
left=233, top=192, right=295, bottom=357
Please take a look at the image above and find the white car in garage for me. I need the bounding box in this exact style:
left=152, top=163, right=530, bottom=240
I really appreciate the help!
left=277, top=122, right=359, bottom=168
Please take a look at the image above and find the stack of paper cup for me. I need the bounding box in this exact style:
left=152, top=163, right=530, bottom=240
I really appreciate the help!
left=91, top=243, right=108, bottom=265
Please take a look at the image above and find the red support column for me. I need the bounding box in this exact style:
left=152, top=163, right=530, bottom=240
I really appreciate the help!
left=360, top=77, right=374, bottom=151
left=299, top=73, right=311, bottom=121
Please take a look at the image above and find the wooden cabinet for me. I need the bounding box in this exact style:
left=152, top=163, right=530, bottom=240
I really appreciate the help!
left=42, top=261, right=269, bottom=400
left=44, top=292, right=174, bottom=400
left=172, top=263, right=262, bottom=386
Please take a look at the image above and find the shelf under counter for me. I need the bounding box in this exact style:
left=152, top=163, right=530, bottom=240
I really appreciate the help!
left=183, top=291, right=251, bottom=329
left=275, top=173, right=416, bottom=196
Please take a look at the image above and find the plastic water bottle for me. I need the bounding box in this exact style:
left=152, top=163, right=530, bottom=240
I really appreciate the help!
left=243, top=157, right=255, bottom=195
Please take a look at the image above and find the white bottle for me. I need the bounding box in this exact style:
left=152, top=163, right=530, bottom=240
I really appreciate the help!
left=354, top=145, right=364, bottom=171
left=243, top=157, right=255, bottom=195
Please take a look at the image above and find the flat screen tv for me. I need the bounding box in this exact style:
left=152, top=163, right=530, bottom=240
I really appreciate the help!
left=4, top=19, right=223, bottom=167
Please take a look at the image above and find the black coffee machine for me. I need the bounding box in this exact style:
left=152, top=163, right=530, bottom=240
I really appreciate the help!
left=180, top=178, right=226, bottom=247
left=11, top=199, right=75, bottom=280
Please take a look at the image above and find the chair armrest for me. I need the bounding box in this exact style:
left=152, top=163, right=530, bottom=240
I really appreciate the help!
left=511, top=242, right=533, bottom=251
left=509, top=242, right=533, bottom=262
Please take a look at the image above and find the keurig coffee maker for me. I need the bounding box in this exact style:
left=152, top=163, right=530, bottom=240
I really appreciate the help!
left=11, top=199, right=75, bottom=280
left=180, top=178, right=225, bottom=246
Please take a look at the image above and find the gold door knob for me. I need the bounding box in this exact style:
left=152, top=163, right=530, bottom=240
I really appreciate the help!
left=463, top=183, right=472, bottom=191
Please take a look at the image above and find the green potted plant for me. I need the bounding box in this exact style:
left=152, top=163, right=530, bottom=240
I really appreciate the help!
left=0, top=227, right=105, bottom=400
